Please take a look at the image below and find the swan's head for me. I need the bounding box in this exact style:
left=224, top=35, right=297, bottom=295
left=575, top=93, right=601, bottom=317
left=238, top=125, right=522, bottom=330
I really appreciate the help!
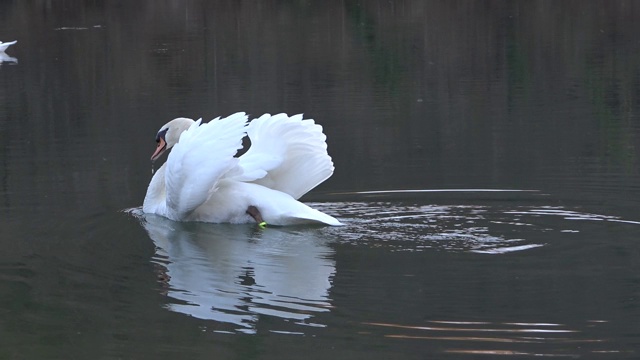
left=151, top=117, right=196, bottom=161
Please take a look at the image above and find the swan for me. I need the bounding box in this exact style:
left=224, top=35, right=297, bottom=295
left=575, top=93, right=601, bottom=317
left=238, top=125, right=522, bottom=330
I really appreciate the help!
left=143, top=112, right=342, bottom=226
left=0, top=52, right=17, bottom=64
left=0, top=40, right=16, bottom=53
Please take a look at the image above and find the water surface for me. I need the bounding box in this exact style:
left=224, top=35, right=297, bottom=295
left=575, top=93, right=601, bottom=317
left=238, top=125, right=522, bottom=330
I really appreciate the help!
left=1, top=1, right=640, bottom=359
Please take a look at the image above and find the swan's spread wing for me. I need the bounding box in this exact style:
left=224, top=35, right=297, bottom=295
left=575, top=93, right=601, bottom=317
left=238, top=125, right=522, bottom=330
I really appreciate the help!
left=234, top=113, right=334, bottom=199
left=0, top=40, right=16, bottom=52
left=165, top=112, right=248, bottom=216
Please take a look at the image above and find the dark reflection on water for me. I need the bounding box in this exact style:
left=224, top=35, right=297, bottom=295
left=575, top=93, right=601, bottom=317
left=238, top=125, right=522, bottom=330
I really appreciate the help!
left=111, top=190, right=639, bottom=357
left=363, top=320, right=621, bottom=358
left=319, top=193, right=640, bottom=358
left=1, top=0, right=640, bottom=359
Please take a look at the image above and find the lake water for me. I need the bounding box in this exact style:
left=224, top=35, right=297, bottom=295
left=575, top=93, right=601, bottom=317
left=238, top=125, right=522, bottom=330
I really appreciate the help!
left=1, top=1, right=640, bottom=358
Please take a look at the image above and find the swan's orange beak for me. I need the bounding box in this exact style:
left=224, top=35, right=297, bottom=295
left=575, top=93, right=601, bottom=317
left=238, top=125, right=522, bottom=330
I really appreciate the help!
left=151, top=137, right=167, bottom=161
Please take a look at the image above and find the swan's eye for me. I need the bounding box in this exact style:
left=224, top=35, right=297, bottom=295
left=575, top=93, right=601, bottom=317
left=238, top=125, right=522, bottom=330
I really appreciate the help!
left=156, top=128, right=169, bottom=143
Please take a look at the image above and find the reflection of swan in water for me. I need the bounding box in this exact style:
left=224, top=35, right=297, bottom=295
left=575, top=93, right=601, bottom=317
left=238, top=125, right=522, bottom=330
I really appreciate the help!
left=136, top=211, right=336, bottom=333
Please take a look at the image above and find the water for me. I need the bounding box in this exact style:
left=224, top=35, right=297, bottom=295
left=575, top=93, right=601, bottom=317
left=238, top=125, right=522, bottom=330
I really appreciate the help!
left=1, top=1, right=640, bottom=358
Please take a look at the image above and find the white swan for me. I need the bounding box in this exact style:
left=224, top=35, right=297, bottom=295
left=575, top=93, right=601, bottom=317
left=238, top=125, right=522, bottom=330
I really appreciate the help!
left=143, top=112, right=342, bottom=226
left=0, top=40, right=17, bottom=53
left=0, top=52, right=17, bottom=64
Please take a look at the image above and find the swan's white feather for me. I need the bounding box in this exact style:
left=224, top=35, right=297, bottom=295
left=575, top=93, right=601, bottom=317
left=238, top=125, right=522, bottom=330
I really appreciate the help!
left=143, top=112, right=341, bottom=226
left=0, top=40, right=17, bottom=52
left=189, top=181, right=342, bottom=226
left=235, top=113, right=334, bottom=199
left=165, top=112, right=247, bottom=217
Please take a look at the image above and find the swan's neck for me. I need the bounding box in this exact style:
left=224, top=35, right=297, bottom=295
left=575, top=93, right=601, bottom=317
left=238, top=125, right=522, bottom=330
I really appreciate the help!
left=143, top=163, right=167, bottom=214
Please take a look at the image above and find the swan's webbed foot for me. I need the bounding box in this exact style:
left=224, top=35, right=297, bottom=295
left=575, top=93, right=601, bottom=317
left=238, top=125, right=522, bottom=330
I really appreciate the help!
left=246, top=205, right=267, bottom=228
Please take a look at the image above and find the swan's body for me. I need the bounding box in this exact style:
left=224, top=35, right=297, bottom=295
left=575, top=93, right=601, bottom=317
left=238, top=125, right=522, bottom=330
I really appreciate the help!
left=0, top=40, right=17, bottom=53
left=143, top=112, right=341, bottom=226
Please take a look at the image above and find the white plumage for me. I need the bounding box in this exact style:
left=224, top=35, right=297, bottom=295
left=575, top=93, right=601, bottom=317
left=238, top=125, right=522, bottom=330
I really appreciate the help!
left=143, top=112, right=341, bottom=226
left=0, top=40, right=16, bottom=53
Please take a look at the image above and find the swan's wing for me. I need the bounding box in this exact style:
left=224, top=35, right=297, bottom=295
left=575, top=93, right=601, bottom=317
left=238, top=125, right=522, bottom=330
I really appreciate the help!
left=234, top=113, right=334, bottom=199
left=165, top=112, right=248, bottom=217
left=0, top=40, right=16, bottom=52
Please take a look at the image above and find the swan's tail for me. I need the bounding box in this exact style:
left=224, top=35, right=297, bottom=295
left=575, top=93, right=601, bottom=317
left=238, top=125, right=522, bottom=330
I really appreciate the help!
left=284, top=208, right=343, bottom=226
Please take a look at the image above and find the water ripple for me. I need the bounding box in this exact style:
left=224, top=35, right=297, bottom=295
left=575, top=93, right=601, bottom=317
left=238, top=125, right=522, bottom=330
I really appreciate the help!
left=363, top=319, right=629, bottom=358
left=311, top=190, right=640, bottom=254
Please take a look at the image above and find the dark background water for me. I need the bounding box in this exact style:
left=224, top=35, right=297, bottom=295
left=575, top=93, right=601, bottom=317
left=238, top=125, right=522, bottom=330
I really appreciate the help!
left=1, top=1, right=640, bottom=359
